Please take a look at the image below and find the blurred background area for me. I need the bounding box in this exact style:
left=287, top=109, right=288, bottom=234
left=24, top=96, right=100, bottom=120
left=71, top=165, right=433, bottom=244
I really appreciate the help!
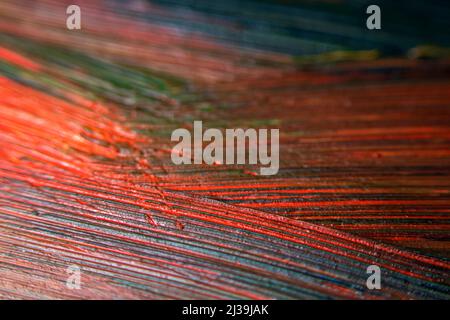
left=128, top=0, right=450, bottom=56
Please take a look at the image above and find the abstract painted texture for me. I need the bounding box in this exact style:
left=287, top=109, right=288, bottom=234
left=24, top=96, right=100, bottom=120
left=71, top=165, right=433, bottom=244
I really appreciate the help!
left=0, top=0, right=449, bottom=299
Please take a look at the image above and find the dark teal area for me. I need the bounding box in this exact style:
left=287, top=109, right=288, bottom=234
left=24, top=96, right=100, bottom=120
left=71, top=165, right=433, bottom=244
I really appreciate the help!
left=115, top=0, right=450, bottom=55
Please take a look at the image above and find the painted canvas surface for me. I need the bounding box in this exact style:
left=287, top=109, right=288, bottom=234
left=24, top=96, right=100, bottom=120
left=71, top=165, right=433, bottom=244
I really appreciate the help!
left=0, top=0, right=449, bottom=299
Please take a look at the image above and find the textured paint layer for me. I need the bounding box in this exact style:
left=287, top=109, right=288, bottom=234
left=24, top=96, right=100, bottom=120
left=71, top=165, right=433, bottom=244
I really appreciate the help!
left=0, top=0, right=449, bottom=299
